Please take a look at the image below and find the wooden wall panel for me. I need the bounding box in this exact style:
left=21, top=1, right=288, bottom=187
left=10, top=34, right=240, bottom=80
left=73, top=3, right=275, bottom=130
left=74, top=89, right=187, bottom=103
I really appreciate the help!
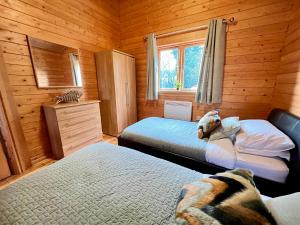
left=0, top=0, right=120, bottom=164
left=0, top=0, right=299, bottom=165
left=272, top=5, right=300, bottom=116
left=0, top=0, right=120, bottom=51
left=119, top=0, right=296, bottom=120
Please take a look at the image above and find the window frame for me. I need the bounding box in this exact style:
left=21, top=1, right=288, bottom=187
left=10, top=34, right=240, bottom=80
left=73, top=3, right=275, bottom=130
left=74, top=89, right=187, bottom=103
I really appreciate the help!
left=158, top=40, right=205, bottom=93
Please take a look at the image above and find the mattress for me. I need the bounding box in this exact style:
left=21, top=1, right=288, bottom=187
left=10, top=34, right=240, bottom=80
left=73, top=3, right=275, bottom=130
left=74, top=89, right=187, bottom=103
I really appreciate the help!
left=206, top=139, right=289, bottom=183
left=235, top=153, right=289, bottom=184
left=0, top=142, right=205, bottom=225
left=120, top=117, right=207, bottom=161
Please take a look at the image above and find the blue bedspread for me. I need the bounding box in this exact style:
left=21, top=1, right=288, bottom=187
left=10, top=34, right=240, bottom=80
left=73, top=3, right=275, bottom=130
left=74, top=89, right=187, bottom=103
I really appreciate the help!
left=121, top=117, right=207, bottom=161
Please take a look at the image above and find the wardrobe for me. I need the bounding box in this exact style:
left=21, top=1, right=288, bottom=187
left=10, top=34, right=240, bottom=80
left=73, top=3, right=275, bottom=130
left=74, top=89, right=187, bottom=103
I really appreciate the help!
left=95, top=50, right=137, bottom=136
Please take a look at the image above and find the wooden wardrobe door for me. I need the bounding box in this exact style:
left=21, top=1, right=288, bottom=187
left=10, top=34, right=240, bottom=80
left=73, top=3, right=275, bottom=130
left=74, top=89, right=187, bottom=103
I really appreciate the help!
left=113, top=51, right=128, bottom=134
left=96, top=51, right=118, bottom=136
left=0, top=131, right=11, bottom=180
left=126, top=56, right=137, bottom=126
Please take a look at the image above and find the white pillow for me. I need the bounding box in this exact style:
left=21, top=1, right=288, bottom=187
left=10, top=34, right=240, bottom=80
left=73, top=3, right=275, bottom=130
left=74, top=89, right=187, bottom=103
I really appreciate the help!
left=209, top=117, right=240, bottom=141
left=264, top=192, right=300, bottom=225
left=235, top=120, right=294, bottom=159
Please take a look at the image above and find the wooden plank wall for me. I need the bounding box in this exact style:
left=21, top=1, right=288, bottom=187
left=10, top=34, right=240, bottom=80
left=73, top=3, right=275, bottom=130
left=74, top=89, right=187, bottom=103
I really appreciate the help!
left=0, top=0, right=299, bottom=165
left=272, top=4, right=300, bottom=116
left=0, top=0, right=120, bottom=164
left=119, top=0, right=296, bottom=120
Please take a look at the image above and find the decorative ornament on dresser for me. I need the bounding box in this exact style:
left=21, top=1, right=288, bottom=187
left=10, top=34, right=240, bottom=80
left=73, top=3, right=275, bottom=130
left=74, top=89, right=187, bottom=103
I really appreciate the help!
left=55, top=90, right=83, bottom=104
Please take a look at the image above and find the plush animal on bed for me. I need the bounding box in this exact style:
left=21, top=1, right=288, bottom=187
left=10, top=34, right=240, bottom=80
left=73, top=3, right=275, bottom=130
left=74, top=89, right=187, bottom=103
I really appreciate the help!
left=176, top=168, right=277, bottom=225
left=197, top=110, right=221, bottom=139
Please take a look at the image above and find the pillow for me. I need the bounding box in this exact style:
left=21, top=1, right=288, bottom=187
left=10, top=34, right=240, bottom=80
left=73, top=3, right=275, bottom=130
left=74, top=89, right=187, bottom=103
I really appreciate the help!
left=235, top=120, right=295, bottom=159
left=197, top=110, right=221, bottom=139
left=176, top=169, right=277, bottom=225
left=264, top=192, right=300, bottom=225
left=209, top=116, right=241, bottom=141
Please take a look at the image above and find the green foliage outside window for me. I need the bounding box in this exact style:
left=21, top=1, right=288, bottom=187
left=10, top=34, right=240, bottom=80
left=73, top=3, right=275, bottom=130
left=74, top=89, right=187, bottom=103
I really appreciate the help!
left=183, top=46, right=203, bottom=90
left=159, top=44, right=204, bottom=91
left=159, top=48, right=178, bottom=89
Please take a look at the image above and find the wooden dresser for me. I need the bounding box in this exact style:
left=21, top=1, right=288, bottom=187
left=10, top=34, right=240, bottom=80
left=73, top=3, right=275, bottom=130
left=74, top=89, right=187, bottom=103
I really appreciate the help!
left=43, top=100, right=102, bottom=159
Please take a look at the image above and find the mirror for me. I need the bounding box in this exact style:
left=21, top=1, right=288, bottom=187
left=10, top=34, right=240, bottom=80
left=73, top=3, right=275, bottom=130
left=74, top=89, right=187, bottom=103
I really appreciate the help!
left=27, top=37, right=82, bottom=88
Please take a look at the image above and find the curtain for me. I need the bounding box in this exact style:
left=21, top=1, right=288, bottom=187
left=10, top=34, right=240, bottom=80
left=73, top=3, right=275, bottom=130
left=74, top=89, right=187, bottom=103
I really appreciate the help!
left=195, top=19, right=226, bottom=104
left=146, top=33, right=159, bottom=100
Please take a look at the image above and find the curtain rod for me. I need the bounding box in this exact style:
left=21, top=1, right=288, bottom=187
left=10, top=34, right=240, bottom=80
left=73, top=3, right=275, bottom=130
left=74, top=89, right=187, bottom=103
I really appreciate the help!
left=143, top=17, right=237, bottom=41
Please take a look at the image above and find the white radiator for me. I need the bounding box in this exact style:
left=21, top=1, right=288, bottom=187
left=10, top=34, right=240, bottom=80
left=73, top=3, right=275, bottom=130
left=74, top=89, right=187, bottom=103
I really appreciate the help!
left=164, top=100, right=192, bottom=121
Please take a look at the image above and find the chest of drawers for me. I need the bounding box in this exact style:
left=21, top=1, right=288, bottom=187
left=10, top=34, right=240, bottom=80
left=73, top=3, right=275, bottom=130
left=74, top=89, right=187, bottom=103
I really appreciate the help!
left=43, top=100, right=102, bottom=159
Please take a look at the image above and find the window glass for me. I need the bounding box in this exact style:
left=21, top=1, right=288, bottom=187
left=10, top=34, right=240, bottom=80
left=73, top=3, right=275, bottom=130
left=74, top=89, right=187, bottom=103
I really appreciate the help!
left=183, top=45, right=203, bottom=90
left=159, top=48, right=179, bottom=89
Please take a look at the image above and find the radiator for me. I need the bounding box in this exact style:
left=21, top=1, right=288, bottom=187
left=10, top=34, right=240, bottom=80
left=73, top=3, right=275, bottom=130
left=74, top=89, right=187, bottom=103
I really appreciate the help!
left=164, top=100, right=192, bottom=121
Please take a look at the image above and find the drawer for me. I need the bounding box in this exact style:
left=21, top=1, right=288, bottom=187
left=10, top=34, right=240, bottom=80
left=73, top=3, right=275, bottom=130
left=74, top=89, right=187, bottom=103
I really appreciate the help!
left=61, top=124, right=102, bottom=145
left=62, top=127, right=102, bottom=152
left=63, top=135, right=101, bottom=153
left=56, top=103, right=99, bottom=122
left=58, top=113, right=101, bottom=133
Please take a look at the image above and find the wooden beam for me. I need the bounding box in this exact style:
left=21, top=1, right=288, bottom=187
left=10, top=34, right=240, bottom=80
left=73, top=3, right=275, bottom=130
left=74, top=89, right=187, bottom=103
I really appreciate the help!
left=0, top=44, right=31, bottom=173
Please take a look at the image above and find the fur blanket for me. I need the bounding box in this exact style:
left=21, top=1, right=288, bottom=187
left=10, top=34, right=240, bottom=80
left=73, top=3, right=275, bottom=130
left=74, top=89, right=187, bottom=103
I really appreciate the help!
left=176, top=169, right=277, bottom=225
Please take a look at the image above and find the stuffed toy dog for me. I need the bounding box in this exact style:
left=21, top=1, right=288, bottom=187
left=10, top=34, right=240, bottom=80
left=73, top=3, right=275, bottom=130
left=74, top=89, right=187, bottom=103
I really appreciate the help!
left=197, top=110, right=221, bottom=139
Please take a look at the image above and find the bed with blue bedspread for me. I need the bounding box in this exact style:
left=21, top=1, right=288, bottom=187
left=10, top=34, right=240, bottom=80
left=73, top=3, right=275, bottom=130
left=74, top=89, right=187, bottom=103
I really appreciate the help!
left=118, top=109, right=300, bottom=196
left=120, top=117, right=207, bottom=161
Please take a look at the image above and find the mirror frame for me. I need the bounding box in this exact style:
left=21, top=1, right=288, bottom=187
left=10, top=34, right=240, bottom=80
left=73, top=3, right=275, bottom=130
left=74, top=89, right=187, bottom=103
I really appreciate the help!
left=27, top=36, right=83, bottom=89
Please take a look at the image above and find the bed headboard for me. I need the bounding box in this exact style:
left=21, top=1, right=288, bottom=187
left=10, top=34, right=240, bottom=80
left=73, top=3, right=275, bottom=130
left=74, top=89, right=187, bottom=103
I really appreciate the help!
left=268, top=108, right=300, bottom=162
left=268, top=108, right=300, bottom=191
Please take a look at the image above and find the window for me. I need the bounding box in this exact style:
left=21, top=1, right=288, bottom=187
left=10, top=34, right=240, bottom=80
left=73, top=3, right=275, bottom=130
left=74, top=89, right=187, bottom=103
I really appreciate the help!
left=158, top=41, right=204, bottom=91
